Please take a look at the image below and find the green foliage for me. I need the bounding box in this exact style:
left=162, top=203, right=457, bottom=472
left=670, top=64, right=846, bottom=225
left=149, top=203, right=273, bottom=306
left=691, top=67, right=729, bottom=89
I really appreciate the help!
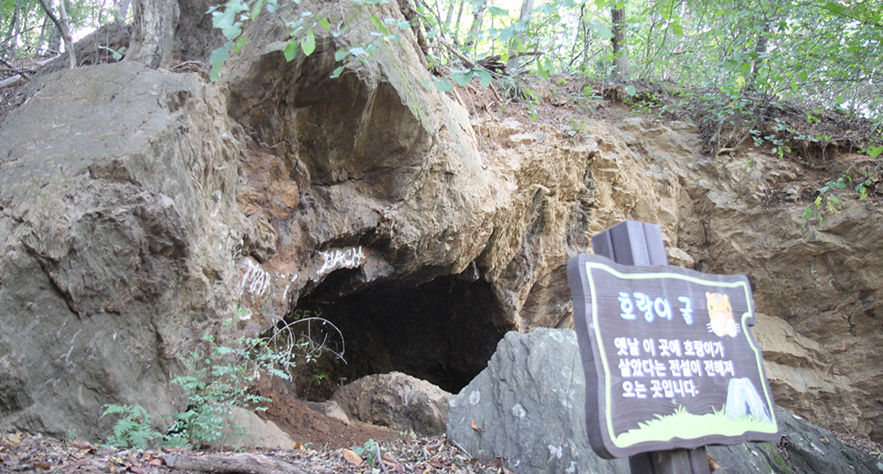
left=802, top=175, right=849, bottom=225
left=163, top=317, right=294, bottom=448
left=100, top=404, right=161, bottom=449
left=97, top=45, right=126, bottom=61
left=351, top=438, right=378, bottom=467
left=101, top=311, right=343, bottom=450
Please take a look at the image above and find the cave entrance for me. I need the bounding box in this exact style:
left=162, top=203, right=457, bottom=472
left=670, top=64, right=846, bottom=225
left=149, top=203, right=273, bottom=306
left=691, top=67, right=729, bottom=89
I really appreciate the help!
left=283, top=273, right=506, bottom=399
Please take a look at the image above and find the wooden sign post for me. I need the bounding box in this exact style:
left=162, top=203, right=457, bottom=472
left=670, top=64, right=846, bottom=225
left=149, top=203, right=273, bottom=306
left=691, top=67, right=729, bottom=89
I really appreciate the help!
left=567, top=221, right=779, bottom=473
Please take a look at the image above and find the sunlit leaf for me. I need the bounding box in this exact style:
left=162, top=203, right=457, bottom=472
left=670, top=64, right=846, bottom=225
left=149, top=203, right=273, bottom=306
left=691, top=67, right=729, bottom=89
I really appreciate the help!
left=283, top=39, right=299, bottom=61
left=537, top=57, right=551, bottom=80
left=208, top=43, right=231, bottom=82
left=371, top=15, right=389, bottom=34
left=233, top=36, right=248, bottom=54
left=451, top=71, right=473, bottom=86
left=670, top=19, right=683, bottom=36
left=433, top=77, right=454, bottom=92
left=499, top=25, right=516, bottom=41
left=335, top=49, right=349, bottom=61
left=488, top=6, right=508, bottom=16
left=331, top=66, right=345, bottom=78
left=476, top=69, right=493, bottom=88
left=302, top=29, right=316, bottom=56
left=590, top=21, right=613, bottom=39
left=249, top=0, right=265, bottom=20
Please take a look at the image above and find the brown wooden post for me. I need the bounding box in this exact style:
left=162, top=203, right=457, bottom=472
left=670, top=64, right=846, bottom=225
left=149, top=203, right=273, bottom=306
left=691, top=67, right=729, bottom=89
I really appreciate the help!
left=591, top=221, right=711, bottom=474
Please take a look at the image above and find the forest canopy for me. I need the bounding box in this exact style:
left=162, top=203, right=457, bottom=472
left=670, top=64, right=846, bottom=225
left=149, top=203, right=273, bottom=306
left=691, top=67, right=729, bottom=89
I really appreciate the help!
left=2, top=0, right=882, bottom=124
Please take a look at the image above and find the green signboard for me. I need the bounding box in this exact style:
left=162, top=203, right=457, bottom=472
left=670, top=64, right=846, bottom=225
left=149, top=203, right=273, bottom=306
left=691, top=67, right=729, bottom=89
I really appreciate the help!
left=567, top=253, right=779, bottom=459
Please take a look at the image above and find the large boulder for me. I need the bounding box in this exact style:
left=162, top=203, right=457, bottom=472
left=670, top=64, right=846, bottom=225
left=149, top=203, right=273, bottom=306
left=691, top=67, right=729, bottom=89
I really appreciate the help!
left=333, top=372, right=451, bottom=436
left=447, top=328, right=883, bottom=474
left=0, top=61, right=251, bottom=440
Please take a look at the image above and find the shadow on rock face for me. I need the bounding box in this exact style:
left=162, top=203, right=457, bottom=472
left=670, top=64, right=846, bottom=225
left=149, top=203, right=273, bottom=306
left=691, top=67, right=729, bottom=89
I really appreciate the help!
left=225, top=45, right=429, bottom=203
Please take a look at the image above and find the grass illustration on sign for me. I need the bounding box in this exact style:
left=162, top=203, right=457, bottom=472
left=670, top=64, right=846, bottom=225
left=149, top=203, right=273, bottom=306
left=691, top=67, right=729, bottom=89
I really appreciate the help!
left=617, top=406, right=776, bottom=446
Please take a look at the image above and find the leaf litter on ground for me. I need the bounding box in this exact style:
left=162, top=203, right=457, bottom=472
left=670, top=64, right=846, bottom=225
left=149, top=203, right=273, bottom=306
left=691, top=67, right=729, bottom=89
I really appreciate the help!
left=0, top=427, right=507, bottom=474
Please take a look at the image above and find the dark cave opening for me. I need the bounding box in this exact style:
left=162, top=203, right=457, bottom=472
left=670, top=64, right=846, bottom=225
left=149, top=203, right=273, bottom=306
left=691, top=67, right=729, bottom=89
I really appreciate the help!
left=283, top=271, right=506, bottom=399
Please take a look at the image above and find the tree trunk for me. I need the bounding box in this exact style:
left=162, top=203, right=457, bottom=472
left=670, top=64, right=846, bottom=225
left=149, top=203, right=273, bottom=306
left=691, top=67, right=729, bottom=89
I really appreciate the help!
left=611, top=3, right=628, bottom=80
left=128, top=0, right=180, bottom=68
left=464, top=1, right=486, bottom=54
left=3, top=0, right=22, bottom=58
left=453, top=0, right=465, bottom=44
left=115, top=0, right=132, bottom=22
left=506, top=0, right=535, bottom=70
left=396, top=0, right=430, bottom=63
left=36, top=0, right=76, bottom=68
left=57, top=0, right=75, bottom=68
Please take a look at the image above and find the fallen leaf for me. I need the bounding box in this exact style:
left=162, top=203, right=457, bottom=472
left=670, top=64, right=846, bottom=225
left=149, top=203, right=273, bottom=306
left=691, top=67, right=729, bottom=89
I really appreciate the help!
left=130, top=466, right=145, bottom=474
left=707, top=455, right=720, bottom=472
left=342, top=449, right=363, bottom=465
left=488, top=456, right=504, bottom=467
left=34, top=461, right=52, bottom=469
left=147, top=458, right=162, bottom=466
left=382, top=452, right=404, bottom=473
left=429, top=458, right=443, bottom=468
left=471, top=420, right=486, bottom=434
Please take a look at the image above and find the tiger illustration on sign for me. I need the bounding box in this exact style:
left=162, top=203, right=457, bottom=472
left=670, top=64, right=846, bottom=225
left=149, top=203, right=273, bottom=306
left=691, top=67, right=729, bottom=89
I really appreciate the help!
left=706, top=292, right=740, bottom=337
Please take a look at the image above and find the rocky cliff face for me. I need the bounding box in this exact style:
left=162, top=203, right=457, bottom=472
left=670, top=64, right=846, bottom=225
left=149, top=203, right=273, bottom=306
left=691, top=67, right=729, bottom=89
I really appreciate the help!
left=0, top=0, right=881, bottom=445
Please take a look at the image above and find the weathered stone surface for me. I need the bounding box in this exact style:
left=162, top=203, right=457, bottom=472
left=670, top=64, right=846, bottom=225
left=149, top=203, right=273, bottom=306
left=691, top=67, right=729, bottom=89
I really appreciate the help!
left=210, top=407, right=296, bottom=449
left=1, top=0, right=882, bottom=446
left=303, top=400, right=350, bottom=425
left=0, top=61, right=253, bottom=441
left=333, top=372, right=451, bottom=437
left=448, top=328, right=883, bottom=474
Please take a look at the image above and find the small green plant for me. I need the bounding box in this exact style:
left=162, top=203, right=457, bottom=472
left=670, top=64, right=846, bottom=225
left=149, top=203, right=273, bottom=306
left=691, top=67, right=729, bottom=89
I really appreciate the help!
left=351, top=438, right=378, bottom=467
left=97, top=45, right=126, bottom=61
left=802, top=175, right=848, bottom=225
left=100, top=404, right=161, bottom=449
left=102, top=311, right=344, bottom=450
left=303, top=373, right=327, bottom=400
left=163, top=318, right=295, bottom=448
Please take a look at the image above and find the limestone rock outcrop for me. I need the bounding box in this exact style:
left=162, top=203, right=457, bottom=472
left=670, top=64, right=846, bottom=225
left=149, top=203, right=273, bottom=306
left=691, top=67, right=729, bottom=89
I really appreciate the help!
left=0, top=0, right=881, bottom=446
left=0, top=61, right=249, bottom=440
left=333, top=372, right=451, bottom=436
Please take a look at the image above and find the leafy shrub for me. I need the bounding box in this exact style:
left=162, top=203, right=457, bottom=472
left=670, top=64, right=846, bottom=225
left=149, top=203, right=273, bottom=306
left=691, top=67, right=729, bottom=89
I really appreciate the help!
left=100, top=404, right=161, bottom=449
left=102, top=314, right=344, bottom=449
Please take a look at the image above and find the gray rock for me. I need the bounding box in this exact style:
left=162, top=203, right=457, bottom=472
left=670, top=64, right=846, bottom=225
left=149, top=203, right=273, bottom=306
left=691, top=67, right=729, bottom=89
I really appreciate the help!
left=448, top=328, right=883, bottom=474
left=333, top=372, right=451, bottom=436
left=0, top=61, right=249, bottom=441
left=303, top=400, right=350, bottom=425
left=209, top=407, right=296, bottom=450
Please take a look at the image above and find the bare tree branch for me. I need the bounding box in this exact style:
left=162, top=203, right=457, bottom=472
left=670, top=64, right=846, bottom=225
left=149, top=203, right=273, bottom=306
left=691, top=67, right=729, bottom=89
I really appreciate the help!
left=35, top=0, right=76, bottom=68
